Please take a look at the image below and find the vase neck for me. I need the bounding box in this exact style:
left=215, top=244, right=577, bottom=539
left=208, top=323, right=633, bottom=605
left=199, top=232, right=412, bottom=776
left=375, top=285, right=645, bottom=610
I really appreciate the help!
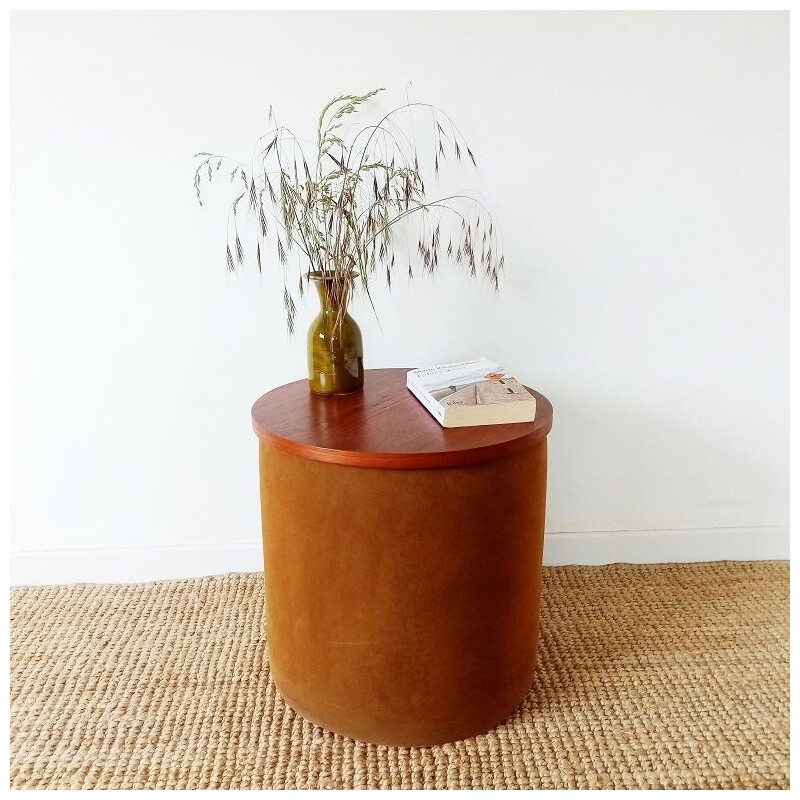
left=313, top=276, right=352, bottom=315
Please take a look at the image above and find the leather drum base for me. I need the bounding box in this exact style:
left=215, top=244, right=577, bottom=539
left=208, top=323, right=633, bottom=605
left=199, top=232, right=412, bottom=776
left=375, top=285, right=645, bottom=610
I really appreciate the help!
left=258, top=441, right=548, bottom=747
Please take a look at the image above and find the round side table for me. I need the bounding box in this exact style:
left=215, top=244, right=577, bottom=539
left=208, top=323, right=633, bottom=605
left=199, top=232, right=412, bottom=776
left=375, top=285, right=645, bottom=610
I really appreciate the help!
left=252, top=368, right=553, bottom=746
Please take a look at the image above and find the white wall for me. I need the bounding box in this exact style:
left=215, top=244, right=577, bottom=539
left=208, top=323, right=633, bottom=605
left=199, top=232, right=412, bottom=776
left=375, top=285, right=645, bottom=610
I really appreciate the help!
left=10, top=11, right=788, bottom=584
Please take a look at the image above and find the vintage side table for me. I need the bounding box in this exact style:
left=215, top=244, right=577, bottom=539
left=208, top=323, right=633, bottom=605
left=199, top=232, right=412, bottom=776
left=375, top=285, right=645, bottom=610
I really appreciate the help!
left=251, top=368, right=553, bottom=746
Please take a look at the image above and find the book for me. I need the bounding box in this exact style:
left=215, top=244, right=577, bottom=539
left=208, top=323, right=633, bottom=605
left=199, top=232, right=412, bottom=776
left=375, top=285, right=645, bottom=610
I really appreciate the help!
left=407, top=358, right=536, bottom=428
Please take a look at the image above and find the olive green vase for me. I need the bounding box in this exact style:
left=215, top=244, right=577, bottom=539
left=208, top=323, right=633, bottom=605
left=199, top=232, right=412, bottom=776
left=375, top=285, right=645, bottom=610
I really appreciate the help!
left=307, top=273, right=364, bottom=395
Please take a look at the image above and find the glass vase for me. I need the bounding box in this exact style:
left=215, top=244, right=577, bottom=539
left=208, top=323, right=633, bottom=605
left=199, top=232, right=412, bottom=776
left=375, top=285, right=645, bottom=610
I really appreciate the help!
left=307, top=273, right=364, bottom=395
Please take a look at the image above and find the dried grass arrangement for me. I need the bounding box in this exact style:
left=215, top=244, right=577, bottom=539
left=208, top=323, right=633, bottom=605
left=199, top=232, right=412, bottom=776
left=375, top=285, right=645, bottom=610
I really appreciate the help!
left=194, top=88, right=503, bottom=334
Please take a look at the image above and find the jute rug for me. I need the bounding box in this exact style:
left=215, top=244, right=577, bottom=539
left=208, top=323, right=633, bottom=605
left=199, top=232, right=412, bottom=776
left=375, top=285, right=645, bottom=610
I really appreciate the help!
left=10, top=561, right=789, bottom=790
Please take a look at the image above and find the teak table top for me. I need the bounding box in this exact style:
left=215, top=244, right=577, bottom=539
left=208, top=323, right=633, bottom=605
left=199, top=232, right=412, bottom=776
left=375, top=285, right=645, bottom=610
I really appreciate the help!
left=252, top=367, right=553, bottom=469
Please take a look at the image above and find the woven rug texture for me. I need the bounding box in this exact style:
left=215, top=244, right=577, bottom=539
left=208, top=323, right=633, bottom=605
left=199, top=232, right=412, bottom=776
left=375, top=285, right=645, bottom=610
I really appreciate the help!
left=10, top=561, right=789, bottom=790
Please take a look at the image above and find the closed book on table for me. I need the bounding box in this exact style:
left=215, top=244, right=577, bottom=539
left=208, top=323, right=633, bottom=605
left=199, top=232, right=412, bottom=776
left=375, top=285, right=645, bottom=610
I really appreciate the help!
left=407, top=358, right=536, bottom=428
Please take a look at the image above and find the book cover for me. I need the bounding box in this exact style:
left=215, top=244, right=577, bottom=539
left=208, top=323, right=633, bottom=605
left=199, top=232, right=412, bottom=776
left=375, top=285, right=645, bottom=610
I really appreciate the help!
left=407, top=358, right=536, bottom=428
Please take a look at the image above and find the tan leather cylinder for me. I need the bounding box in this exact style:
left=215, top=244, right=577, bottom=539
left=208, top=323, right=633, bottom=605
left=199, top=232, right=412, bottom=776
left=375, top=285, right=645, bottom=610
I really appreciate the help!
left=258, top=439, right=548, bottom=746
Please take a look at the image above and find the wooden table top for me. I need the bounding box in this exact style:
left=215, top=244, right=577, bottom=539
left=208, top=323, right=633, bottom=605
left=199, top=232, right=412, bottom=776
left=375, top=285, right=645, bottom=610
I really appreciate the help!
left=251, top=368, right=553, bottom=469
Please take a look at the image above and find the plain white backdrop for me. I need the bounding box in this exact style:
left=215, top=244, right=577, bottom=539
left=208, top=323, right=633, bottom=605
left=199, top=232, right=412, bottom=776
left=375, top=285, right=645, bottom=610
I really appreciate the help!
left=10, top=11, right=788, bottom=584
